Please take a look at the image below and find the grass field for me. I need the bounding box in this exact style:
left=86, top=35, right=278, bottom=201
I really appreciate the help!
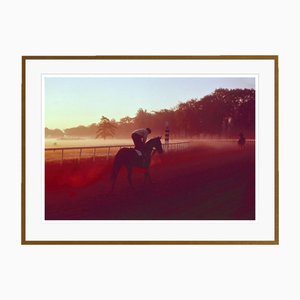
left=45, top=141, right=255, bottom=220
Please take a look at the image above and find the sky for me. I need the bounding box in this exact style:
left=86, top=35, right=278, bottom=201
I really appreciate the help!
left=45, top=76, right=255, bottom=130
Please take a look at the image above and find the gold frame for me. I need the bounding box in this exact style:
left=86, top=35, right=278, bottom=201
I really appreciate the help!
left=21, top=55, right=279, bottom=245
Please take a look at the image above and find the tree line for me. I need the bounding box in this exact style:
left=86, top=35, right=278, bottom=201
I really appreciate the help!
left=45, top=88, right=255, bottom=139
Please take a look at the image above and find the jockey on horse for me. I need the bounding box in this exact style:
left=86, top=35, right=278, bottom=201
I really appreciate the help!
left=131, top=128, right=152, bottom=161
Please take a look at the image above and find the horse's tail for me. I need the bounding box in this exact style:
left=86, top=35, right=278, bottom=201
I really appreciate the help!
left=110, top=150, right=124, bottom=191
left=111, top=156, right=122, bottom=180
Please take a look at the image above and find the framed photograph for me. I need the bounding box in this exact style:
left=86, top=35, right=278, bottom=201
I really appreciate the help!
left=22, top=55, right=279, bottom=244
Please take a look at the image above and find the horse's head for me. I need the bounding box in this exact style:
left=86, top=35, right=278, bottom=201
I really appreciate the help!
left=146, top=136, right=163, bottom=154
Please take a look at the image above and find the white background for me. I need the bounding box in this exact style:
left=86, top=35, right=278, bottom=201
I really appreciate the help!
left=0, top=0, right=296, bottom=299
left=26, top=61, right=272, bottom=242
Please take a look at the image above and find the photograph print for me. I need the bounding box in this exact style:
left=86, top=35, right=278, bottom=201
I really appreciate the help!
left=44, top=75, right=256, bottom=221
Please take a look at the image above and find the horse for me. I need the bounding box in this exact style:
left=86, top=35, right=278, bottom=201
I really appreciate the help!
left=238, top=133, right=246, bottom=149
left=110, top=136, right=163, bottom=191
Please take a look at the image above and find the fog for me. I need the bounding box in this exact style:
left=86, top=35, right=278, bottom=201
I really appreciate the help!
left=45, top=136, right=254, bottom=149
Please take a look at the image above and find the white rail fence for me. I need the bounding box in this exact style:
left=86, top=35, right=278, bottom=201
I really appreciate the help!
left=45, top=141, right=190, bottom=163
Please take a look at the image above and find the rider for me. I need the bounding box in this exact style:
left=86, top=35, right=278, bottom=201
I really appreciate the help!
left=238, top=132, right=246, bottom=147
left=131, top=128, right=151, bottom=153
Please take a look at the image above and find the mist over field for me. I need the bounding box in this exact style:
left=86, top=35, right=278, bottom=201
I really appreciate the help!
left=46, top=136, right=253, bottom=149
left=45, top=138, right=135, bottom=148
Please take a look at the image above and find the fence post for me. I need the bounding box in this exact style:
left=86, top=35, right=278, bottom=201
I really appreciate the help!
left=79, top=148, right=82, bottom=163
left=61, top=149, right=64, bottom=165
left=107, top=147, right=111, bottom=160
left=165, top=122, right=170, bottom=144
left=93, top=148, right=96, bottom=162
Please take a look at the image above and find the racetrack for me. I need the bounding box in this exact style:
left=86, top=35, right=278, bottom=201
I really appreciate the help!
left=45, top=141, right=255, bottom=220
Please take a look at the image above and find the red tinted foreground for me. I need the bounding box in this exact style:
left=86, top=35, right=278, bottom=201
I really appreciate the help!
left=45, top=143, right=255, bottom=220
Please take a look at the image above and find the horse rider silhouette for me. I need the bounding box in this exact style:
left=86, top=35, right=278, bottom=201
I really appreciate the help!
left=131, top=128, right=152, bottom=155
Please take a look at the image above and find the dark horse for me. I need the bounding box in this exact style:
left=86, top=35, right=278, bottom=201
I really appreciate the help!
left=111, top=136, right=163, bottom=191
left=238, top=132, right=246, bottom=149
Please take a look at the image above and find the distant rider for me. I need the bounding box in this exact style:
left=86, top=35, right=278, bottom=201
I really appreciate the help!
left=131, top=128, right=151, bottom=152
left=238, top=132, right=246, bottom=148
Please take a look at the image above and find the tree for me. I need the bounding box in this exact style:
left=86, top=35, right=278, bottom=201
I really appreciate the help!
left=134, top=108, right=152, bottom=128
left=64, top=125, right=89, bottom=137
left=115, top=116, right=135, bottom=138
left=45, top=127, right=64, bottom=138
left=96, top=116, right=117, bottom=139
left=119, top=116, right=134, bottom=124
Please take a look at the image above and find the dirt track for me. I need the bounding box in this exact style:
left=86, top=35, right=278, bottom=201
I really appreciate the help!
left=45, top=142, right=255, bottom=220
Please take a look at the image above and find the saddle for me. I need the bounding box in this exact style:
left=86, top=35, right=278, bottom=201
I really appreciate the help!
left=134, top=149, right=148, bottom=167
left=135, top=149, right=143, bottom=157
